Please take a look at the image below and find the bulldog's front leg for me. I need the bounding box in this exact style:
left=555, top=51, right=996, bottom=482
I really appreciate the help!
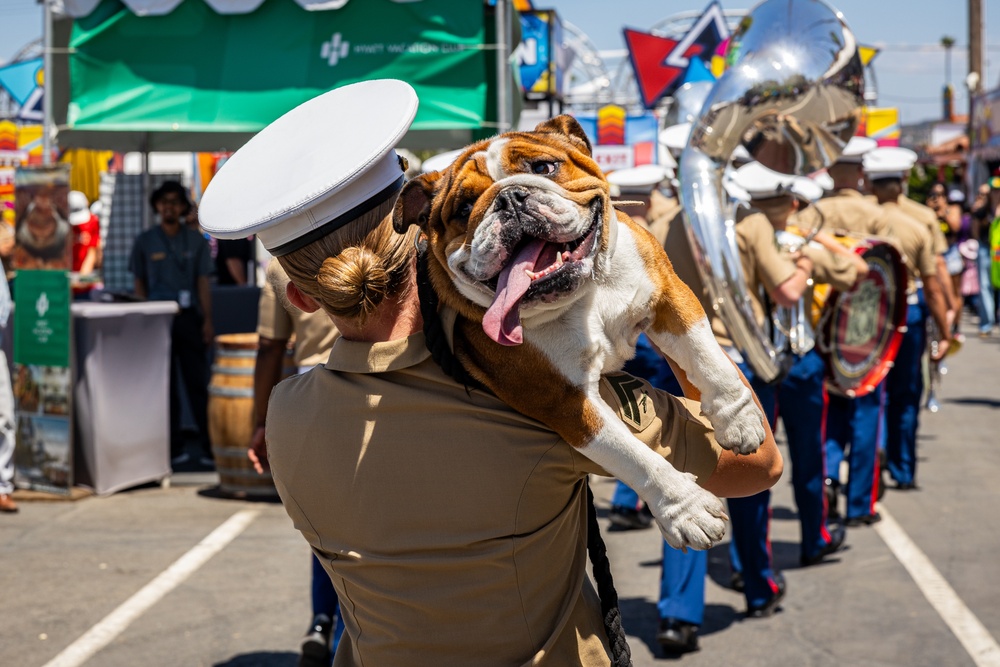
left=645, top=317, right=764, bottom=455
left=580, top=397, right=728, bottom=550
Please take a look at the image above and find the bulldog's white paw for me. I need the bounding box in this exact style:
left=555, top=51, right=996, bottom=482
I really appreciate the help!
left=704, top=385, right=766, bottom=455
left=646, top=470, right=728, bottom=551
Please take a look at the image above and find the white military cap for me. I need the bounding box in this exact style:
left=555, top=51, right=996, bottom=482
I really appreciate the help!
left=607, top=164, right=670, bottom=194
left=68, top=190, right=91, bottom=226
left=658, top=122, right=693, bottom=157
left=836, top=136, right=878, bottom=164
left=732, top=162, right=797, bottom=200
left=789, top=176, right=824, bottom=202
left=863, top=146, right=918, bottom=181
left=200, top=79, right=418, bottom=255
left=421, top=148, right=464, bottom=174
left=723, top=170, right=751, bottom=204
left=810, top=171, right=835, bottom=192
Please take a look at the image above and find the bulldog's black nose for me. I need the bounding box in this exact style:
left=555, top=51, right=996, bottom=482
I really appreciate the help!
left=495, top=188, right=529, bottom=211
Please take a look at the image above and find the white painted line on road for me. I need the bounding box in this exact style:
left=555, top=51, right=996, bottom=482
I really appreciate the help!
left=875, top=506, right=1000, bottom=667
left=41, top=509, right=260, bottom=667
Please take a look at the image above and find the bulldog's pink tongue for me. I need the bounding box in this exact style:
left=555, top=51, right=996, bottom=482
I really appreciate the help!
left=483, top=239, right=548, bottom=346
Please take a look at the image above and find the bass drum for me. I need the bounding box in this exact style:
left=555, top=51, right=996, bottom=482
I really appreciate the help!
left=816, top=238, right=907, bottom=397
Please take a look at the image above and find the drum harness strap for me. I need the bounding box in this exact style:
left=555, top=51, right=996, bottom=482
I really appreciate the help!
left=416, top=248, right=634, bottom=667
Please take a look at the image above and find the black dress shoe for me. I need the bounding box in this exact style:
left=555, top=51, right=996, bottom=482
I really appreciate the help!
left=729, top=570, right=745, bottom=593
left=656, top=618, right=699, bottom=653
left=746, top=573, right=786, bottom=619
left=824, top=478, right=841, bottom=520
left=896, top=481, right=919, bottom=491
left=845, top=512, right=882, bottom=527
left=299, top=614, right=333, bottom=667
left=800, top=524, right=847, bottom=567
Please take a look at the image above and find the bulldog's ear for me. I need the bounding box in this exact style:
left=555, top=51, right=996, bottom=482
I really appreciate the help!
left=534, top=115, right=593, bottom=157
left=393, top=173, right=442, bottom=233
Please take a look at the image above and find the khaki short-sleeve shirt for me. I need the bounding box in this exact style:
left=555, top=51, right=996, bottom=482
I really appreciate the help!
left=797, top=189, right=892, bottom=238
left=738, top=212, right=858, bottom=326
left=257, top=261, right=340, bottom=368
left=897, top=196, right=949, bottom=256
left=266, top=333, right=723, bottom=667
left=878, top=202, right=938, bottom=285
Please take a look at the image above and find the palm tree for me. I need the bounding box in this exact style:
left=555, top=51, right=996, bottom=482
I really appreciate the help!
left=941, top=35, right=956, bottom=87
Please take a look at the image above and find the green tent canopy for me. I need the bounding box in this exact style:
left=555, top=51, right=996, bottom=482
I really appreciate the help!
left=53, top=0, right=510, bottom=152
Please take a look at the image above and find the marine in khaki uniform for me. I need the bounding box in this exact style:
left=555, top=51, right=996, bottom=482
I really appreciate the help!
left=801, top=137, right=892, bottom=525
left=731, top=162, right=867, bottom=575
left=863, top=154, right=958, bottom=320
left=199, top=81, right=782, bottom=667
left=863, top=148, right=951, bottom=491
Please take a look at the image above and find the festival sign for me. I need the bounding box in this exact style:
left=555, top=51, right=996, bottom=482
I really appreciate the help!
left=574, top=107, right=660, bottom=172
left=13, top=269, right=73, bottom=494
left=623, top=1, right=729, bottom=109
left=858, top=107, right=901, bottom=147
left=12, top=165, right=72, bottom=271
left=517, top=9, right=570, bottom=100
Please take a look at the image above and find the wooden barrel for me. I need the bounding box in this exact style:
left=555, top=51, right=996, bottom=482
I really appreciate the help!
left=208, top=333, right=294, bottom=499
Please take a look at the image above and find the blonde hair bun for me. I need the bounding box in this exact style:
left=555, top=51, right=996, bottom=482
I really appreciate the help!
left=316, top=247, right=390, bottom=319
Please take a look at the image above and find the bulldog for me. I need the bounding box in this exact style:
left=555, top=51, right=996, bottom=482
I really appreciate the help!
left=392, top=116, right=766, bottom=550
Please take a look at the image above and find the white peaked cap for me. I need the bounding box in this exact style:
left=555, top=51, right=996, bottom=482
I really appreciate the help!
left=68, top=190, right=91, bottom=225
left=732, top=162, right=798, bottom=200
left=658, top=123, right=693, bottom=156
left=606, top=164, right=671, bottom=194
left=863, top=146, right=918, bottom=181
left=811, top=171, right=835, bottom=192
left=420, top=148, right=465, bottom=174
left=836, top=136, right=878, bottom=164
left=790, top=176, right=824, bottom=202
left=200, top=79, right=419, bottom=255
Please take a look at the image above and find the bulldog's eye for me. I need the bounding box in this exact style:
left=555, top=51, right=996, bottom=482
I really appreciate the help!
left=456, top=201, right=474, bottom=218
left=530, top=161, right=557, bottom=176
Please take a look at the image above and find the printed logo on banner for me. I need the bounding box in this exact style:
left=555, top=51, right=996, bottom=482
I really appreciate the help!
left=321, top=33, right=351, bottom=67
left=623, top=1, right=729, bottom=109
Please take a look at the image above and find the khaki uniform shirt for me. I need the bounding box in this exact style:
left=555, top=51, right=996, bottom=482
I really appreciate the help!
left=738, top=212, right=859, bottom=330
left=877, top=201, right=938, bottom=289
left=865, top=194, right=949, bottom=256
left=266, top=333, right=723, bottom=667
left=257, top=261, right=340, bottom=367
left=797, top=188, right=892, bottom=238
left=897, top=196, right=949, bottom=256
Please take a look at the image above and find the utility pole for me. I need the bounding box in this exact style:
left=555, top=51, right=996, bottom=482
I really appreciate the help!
left=42, top=0, right=53, bottom=166
left=969, top=0, right=983, bottom=95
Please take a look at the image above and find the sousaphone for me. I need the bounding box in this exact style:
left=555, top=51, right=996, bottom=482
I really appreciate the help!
left=678, top=0, right=865, bottom=383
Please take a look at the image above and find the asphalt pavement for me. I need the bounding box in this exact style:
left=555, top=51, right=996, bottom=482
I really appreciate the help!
left=5, top=322, right=1000, bottom=667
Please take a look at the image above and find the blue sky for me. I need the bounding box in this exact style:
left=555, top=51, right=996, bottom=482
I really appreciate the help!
left=2, top=0, right=997, bottom=125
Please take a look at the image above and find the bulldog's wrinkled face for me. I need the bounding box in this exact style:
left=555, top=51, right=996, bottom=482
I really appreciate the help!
left=394, top=116, right=613, bottom=345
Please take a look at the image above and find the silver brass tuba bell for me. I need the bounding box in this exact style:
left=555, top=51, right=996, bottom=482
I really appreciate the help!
left=679, top=0, right=865, bottom=383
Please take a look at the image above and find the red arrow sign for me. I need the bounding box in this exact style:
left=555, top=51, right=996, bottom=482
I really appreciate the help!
left=624, top=28, right=703, bottom=109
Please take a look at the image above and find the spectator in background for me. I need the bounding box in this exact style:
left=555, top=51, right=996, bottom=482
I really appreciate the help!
left=215, top=236, right=254, bottom=286
left=129, top=181, right=215, bottom=469
left=972, top=180, right=1000, bottom=336
left=68, top=190, right=101, bottom=299
left=0, top=269, right=16, bottom=513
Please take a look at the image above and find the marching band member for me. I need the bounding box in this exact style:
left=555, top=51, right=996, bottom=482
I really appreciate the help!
left=797, top=137, right=891, bottom=525
left=864, top=149, right=952, bottom=490
left=730, top=162, right=868, bottom=574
